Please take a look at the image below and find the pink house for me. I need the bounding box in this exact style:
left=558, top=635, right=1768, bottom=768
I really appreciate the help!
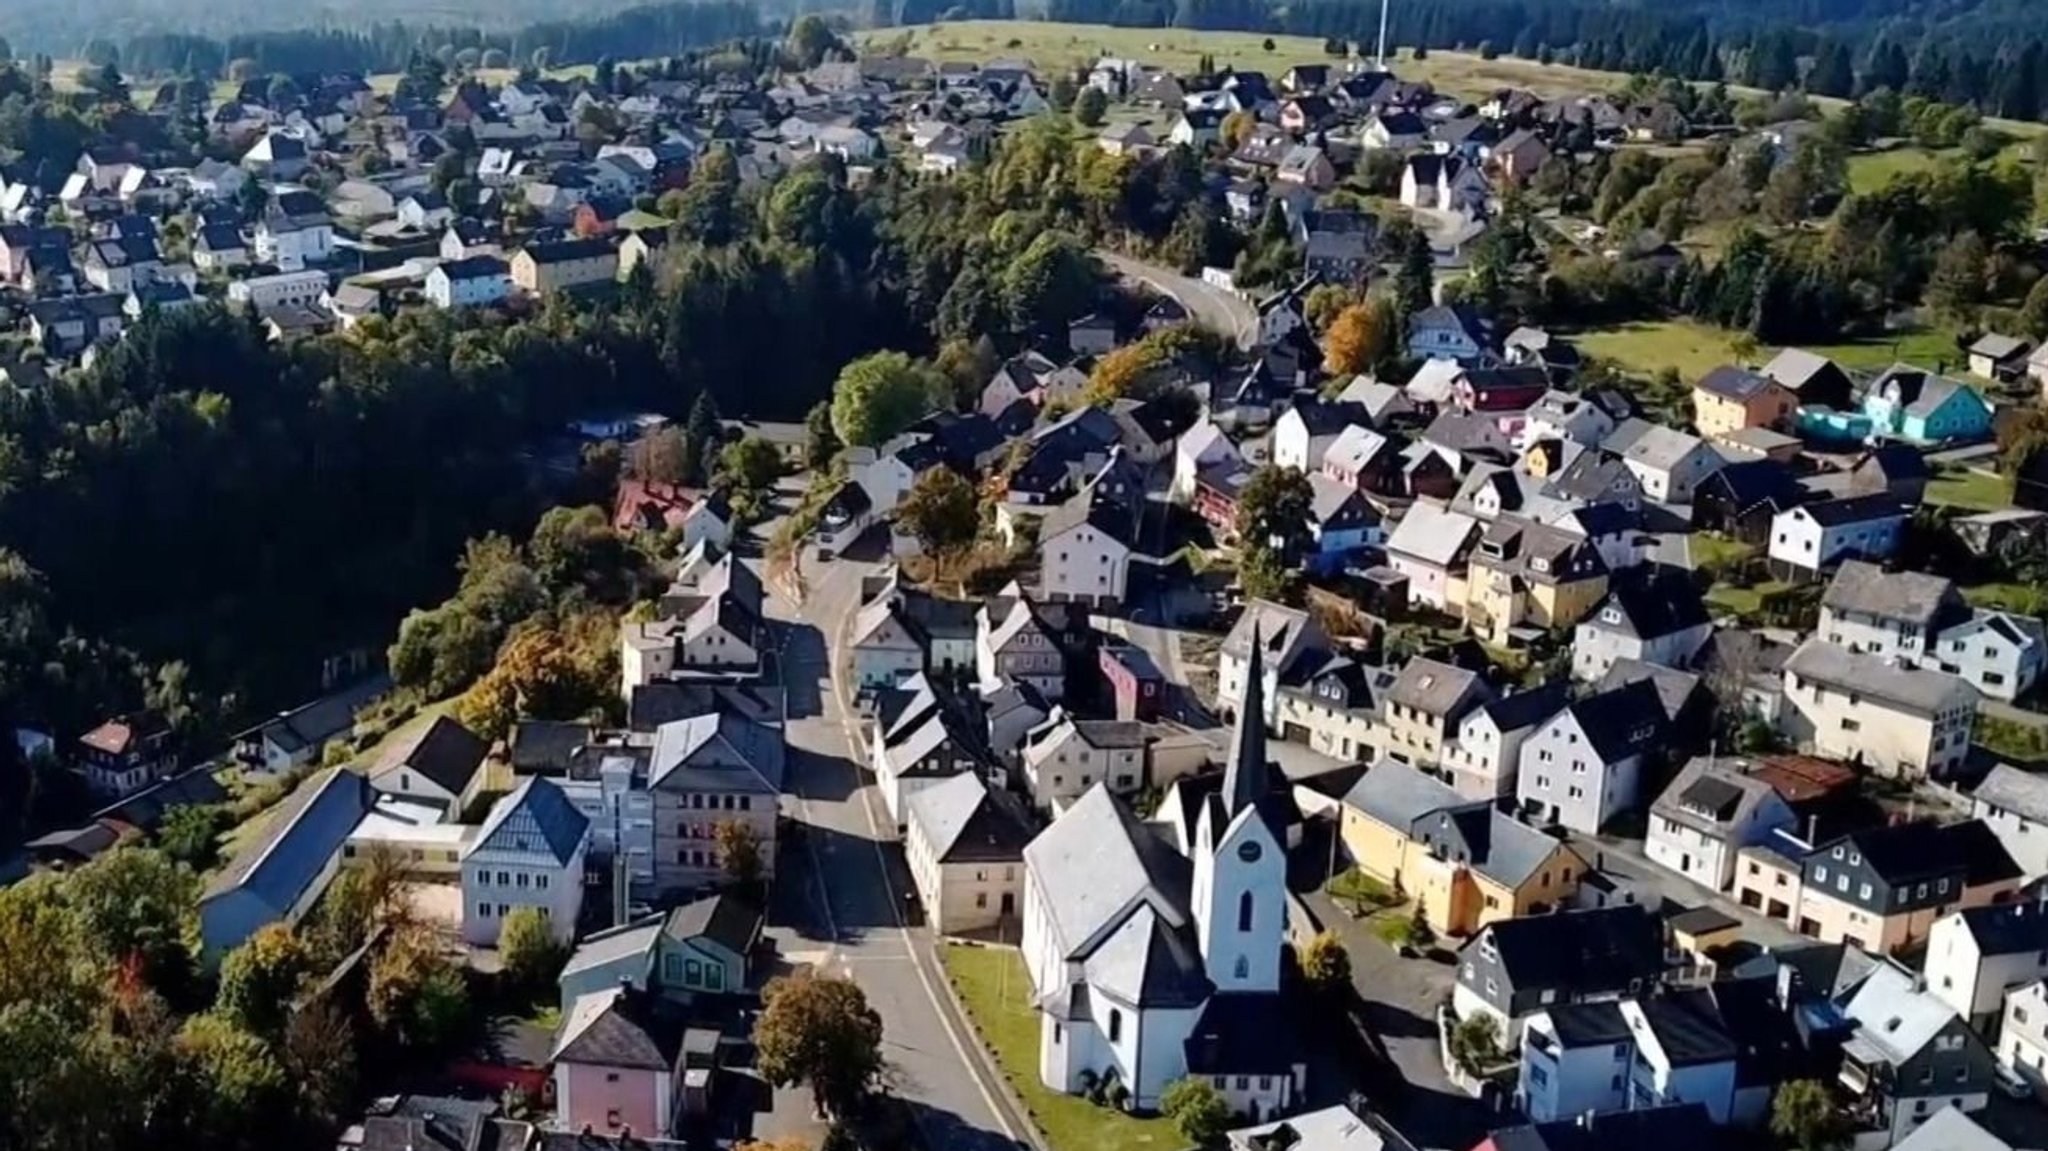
left=553, top=986, right=692, bottom=1138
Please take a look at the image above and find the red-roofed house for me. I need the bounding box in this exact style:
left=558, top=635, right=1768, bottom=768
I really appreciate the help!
left=77, top=710, right=176, bottom=797
left=612, top=480, right=693, bottom=533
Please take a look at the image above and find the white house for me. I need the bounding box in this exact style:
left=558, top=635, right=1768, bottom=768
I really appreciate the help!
left=1780, top=639, right=1976, bottom=781
left=1644, top=758, right=1797, bottom=893
left=459, top=777, right=590, bottom=947
left=1020, top=647, right=1303, bottom=1116
left=1018, top=708, right=1148, bottom=810
left=2001, top=981, right=2048, bottom=1092
left=1173, top=420, right=1241, bottom=503
left=228, top=268, right=329, bottom=313
left=1217, top=600, right=1325, bottom=725
left=1608, top=421, right=1721, bottom=504
left=1926, top=903, right=2048, bottom=1031
left=425, top=254, right=512, bottom=310
left=1272, top=401, right=1360, bottom=474
left=1520, top=991, right=1740, bottom=1126
left=1571, top=570, right=1714, bottom=681
left=1768, top=495, right=1908, bottom=579
left=1928, top=611, right=2048, bottom=703
left=1972, top=765, right=2048, bottom=879
left=1384, top=502, right=1481, bottom=612
left=1037, top=485, right=1135, bottom=609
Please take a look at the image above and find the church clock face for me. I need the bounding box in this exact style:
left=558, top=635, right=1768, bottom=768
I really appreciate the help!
left=1237, top=841, right=1262, bottom=863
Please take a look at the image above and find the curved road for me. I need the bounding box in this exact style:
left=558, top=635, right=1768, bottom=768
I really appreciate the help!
left=1098, top=251, right=1259, bottom=348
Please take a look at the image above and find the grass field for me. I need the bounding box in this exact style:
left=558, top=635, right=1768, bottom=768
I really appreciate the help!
left=939, top=943, right=1180, bottom=1151
left=1845, top=146, right=1956, bottom=195
left=860, top=21, right=1674, bottom=103
left=1927, top=467, right=2012, bottom=512
left=1574, top=317, right=1967, bottom=381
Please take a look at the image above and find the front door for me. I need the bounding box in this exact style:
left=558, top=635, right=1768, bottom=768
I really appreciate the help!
left=1000, top=892, right=1015, bottom=916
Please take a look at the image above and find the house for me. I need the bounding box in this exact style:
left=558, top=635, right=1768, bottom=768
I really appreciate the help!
left=1692, top=460, right=1805, bottom=544
left=977, top=592, right=1066, bottom=701
left=1793, top=821, right=2020, bottom=954
left=1037, top=476, right=1137, bottom=609
left=1968, top=333, right=2032, bottom=382
left=1338, top=762, right=1588, bottom=938
left=426, top=254, right=512, bottom=309
left=1169, top=108, right=1225, bottom=148
left=1385, top=503, right=1482, bottom=612
left=241, top=131, right=310, bottom=180
left=1491, top=129, right=1552, bottom=184
left=1173, top=421, right=1242, bottom=504
left=1761, top=348, right=1855, bottom=411
left=513, top=238, right=618, bottom=296
left=1927, top=611, right=2047, bottom=703
left=643, top=711, right=785, bottom=896
left=2001, top=982, right=2048, bottom=1097
left=199, top=768, right=374, bottom=961
left=1971, top=765, right=2048, bottom=878
left=557, top=893, right=763, bottom=1011
left=1275, top=145, right=1336, bottom=190
left=442, top=219, right=500, bottom=261
left=1273, top=400, right=1367, bottom=473
left=1441, top=683, right=1573, bottom=800
left=1100, top=643, right=1166, bottom=723
left=1097, top=122, right=1156, bottom=157
left=232, top=676, right=389, bottom=774
left=368, top=715, right=490, bottom=816
left=1645, top=758, right=1798, bottom=892
left=1514, top=679, right=1666, bottom=833
left=1361, top=110, right=1427, bottom=151
left=1473, top=1105, right=1721, bottom=1151
left=76, top=711, right=175, bottom=797
left=1571, top=567, right=1713, bottom=681
left=1836, top=960, right=1996, bottom=1147
left=1863, top=365, right=1994, bottom=445
left=1891, top=1106, right=2013, bottom=1151
left=1399, top=153, right=1489, bottom=214
left=1926, top=902, right=2048, bottom=1031
left=1818, top=560, right=1966, bottom=664
left=1020, top=709, right=1149, bottom=810
left=903, top=772, right=1034, bottom=934
left=1768, top=495, right=1908, bottom=579
left=850, top=590, right=932, bottom=691
left=193, top=223, right=250, bottom=270
left=1020, top=671, right=1304, bottom=1116
left=1781, top=639, right=1976, bottom=780
left=552, top=985, right=696, bottom=1137
left=1381, top=657, right=1496, bottom=772
left=461, top=777, right=590, bottom=947
left=253, top=188, right=335, bottom=270
left=1227, top=1104, right=1391, bottom=1151
left=228, top=268, right=329, bottom=313
left=1407, top=304, right=1493, bottom=365
left=1306, top=473, right=1383, bottom=572
left=1519, top=992, right=1740, bottom=1125
left=1693, top=366, right=1797, bottom=438
left=1607, top=420, right=1722, bottom=504
left=1451, top=904, right=1669, bottom=1034
left=1463, top=516, right=1611, bottom=642
left=869, top=677, right=991, bottom=826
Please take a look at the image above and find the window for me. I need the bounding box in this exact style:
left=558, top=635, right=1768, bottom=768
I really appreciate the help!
left=1239, top=892, right=1255, bottom=932
left=606, top=1072, right=620, bottom=1083
left=478, top=871, right=490, bottom=887
left=1234, top=956, right=1249, bottom=979
left=976, top=892, right=987, bottom=909
left=685, top=958, right=702, bottom=984
left=607, top=1111, right=622, bottom=1130
left=537, top=875, right=548, bottom=890
left=1841, top=718, right=1861, bottom=732
left=1816, top=865, right=1829, bottom=883
left=707, top=965, right=724, bottom=990
left=1108, top=1009, right=1123, bottom=1043
left=1859, top=883, right=1872, bottom=900
left=1235, top=1076, right=1250, bottom=1091
left=477, top=902, right=491, bottom=917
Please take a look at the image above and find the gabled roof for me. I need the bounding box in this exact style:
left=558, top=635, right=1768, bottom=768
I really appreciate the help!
left=1973, top=763, right=2048, bottom=824
left=1466, top=904, right=1666, bottom=997
left=1893, top=1106, right=2013, bottom=1151
left=1589, top=564, right=1710, bottom=640
left=1821, top=559, right=1958, bottom=627
left=664, top=892, right=762, bottom=956
left=203, top=768, right=374, bottom=908
left=553, top=985, right=685, bottom=1070
left=1694, top=365, right=1782, bottom=402
left=905, top=772, right=1034, bottom=864
left=372, top=715, right=488, bottom=797
left=647, top=712, right=783, bottom=793
left=1554, top=678, right=1665, bottom=762
left=1784, top=639, right=1970, bottom=715
left=1023, top=784, right=1190, bottom=957
left=1384, top=502, right=1480, bottom=566
left=465, top=777, right=588, bottom=866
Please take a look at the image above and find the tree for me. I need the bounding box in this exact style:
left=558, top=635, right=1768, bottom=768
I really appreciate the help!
left=754, top=972, right=885, bottom=1119
left=1395, top=229, right=1435, bottom=317
left=282, top=1003, right=358, bottom=1128
left=499, top=907, right=568, bottom=992
left=369, top=927, right=471, bottom=1049
left=1927, top=230, right=1991, bottom=320
left=1160, top=1076, right=1231, bottom=1143
left=897, top=467, right=980, bottom=555
left=1297, top=931, right=1352, bottom=996
left=2021, top=275, right=2048, bottom=340
left=1074, top=87, right=1109, bottom=127
left=1405, top=901, right=1437, bottom=950
left=713, top=818, right=765, bottom=896
left=1323, top=299, right=1390, bottom=375
left=1447, top=1014, right=1501, bottom=1077
left=629, top=426, right=690, bottom=485
left=527, top=504, right=628, bottom=595
left=1235, top=465, right=1314, bottom=566
left=787, top=15, right=841, bottom=70
left=216, top=924, right=314, bottom=1039
left=717, top=435, right=783, bottom=496
left=1771, top=1079, right=1848, bottom=1151
left=803, top=400, right=840, bottom=470
left=156, top=803, right=228, bottom=870
left=1239, top=541, right=1300, bottom=605
left=63, top=848, right=198, bottom=995
left=1220, top=109, right=1257, bottom=150
left=1002, top=230, right=1097, bottom=338
left=829, top=351, right=943, bottom=448
left=178, top=1012, right=290, bottom=1146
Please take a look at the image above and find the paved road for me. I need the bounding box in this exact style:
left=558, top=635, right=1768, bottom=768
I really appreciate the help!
left=1099, top=251, right=1258, bottom=348
left=754, top=546, right=1031, bottom=1151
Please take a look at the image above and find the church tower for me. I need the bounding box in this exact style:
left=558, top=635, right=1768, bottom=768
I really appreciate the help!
left=1191, top=625, right=1287, bottom=994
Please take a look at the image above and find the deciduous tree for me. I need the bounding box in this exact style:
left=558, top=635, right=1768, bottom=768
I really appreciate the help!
left=754, top=972, right=885, bottom=1118
left=216, top=924, right=314, bottom=1039
left=897, top=467, right=980, bottom=555
left=1160, top=1076, right=1231, bottom=1143
left=1771, top=1079, right=1848, bottom=1151
left=1323, top=299, right=1390, bottom=375
left=713, top=819, right=765, bottom=897
left=829, top=352, right=943, bottom=448
left=499, top=906, right=568, bottom=992
left=1297, top=931, right=1353, bottom=996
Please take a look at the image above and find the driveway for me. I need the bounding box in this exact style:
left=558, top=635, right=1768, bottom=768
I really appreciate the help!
left=1098, top=251, right=1257, bottom=347
left=1305, top=891, right=1498, bottom=1151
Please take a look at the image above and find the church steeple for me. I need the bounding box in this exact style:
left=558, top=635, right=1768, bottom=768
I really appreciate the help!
left=1222, top=622, right=1270, bottom=818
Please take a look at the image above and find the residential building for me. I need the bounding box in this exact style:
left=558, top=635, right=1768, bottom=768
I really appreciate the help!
left=1928, top=902, right=2048, bottom=1032
left=552, top=985, right=698, bottom=1138
left=1451, top=905, right=1669, bottom=1034
left=426, top=254, right=512, bottom=309
left=1928, top=611, right=2048, bottom=703
left=1645, top=757, right=1798, bottom=892
left=645, top=712, right=783, bottom=896
left=1406, top=304, right=1493, bottom=365
left=1762, top=348, right=1856, bottom=410
left=1381, top=657, right=1495, bottom=772
left=76, top=711, right=175, bottom=797
left=1780, top=639, right=1976, bottom=780
left=1020, top=709, right=1148, bottom=810
left=2000, top=981, right=2048, bottom=1095
left=1441, top=683, right=1571, bottom=800
left=903, top=772, right=1034, bottom=934
left=1384, top=502, right=1482, bottom=612
left=1473, top=1105, right=1720, bottom=1151
left=1794, top=821, right=2020, bottom=954
left=368, top=715, right=489, bottom=816
left=1217, top=600, right=1326, bottom=726
left=1020, top=661, right=1303, bottom=1115
left=1463, top=516, right=1610, bottom=642
left=1338, top=763, right=1588, bottom=938
left=1520, top=991, right=1740, bottom=1124
left=1515, top=679, right=1665, bottom=833
left=1971, top=765, right=2048, bottom=878
left=1572, top=566, right=1713, bottom=681
left=977, top=592, right=1066, bottom=701
left=1862, top=365, right=1995, bottom=445
left=1037, top=477, right=1136, bottom=609
left=1099, top=643, right=1166, bottom=723
left=1608, top=421, right=1722, bottom=504
left=461, top=777, right=590, bottom=947
left=513, top=237, right=619, bottom=296
left=1768, top=495, right=1909, bottom=579
left=556, top=894, right=763, bottom=1012
left=1226, top=1104, right=1390, bottom=1151
left=227, top=268, right=328, bottom=312
left=1692, top=366, right=1797, bottom=438
left=869, top=674, right=991, bottom=827
left=1272, top=399, right=1367, bottom=473
left=199, top=768, right=374, bottom=962
left=1836, top=960, right=1996, bottom=1147
left=1818, top=560, right=1966, bottom=664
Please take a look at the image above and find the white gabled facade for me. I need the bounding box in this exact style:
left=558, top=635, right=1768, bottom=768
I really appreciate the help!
left=459, top=778, right=589, bottom=947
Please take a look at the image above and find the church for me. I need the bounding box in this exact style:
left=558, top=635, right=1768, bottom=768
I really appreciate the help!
left=1019, top=629, right=1304, bottom=1118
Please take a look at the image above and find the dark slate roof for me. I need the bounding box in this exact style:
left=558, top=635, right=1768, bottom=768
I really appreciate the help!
left=1800, top=492, right=1906, bottom=527
left=203, top=768, right=373, bottom=906
left=1695, top=365, right=1780, bottom=401
left=1637, top=987, right=1738, bottom=1066
left=1470, top=904, right=1666, bottom=997
left=1545, top=1000, right=1631, bottom=1046
left=1820, top=819, right=2020, bottom=888
left=1487, top=1104, right=1720, bottom=1151
left=1183, top=991, right=1299, bottom=1075
left=469, top=777, right=589, bottom=866
left=1594, top=564, right=1710, bottom=640
left=373, top=715, right=487, bottom=795
left=1562, top=678, right=1666, bottom=762
left=554, top=986, right=686, bottom=1070
left=664, top=892, right=762, bottom=955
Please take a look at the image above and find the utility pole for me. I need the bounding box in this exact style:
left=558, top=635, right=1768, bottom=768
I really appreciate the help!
left=1376, top=0, right=1393, bottom=71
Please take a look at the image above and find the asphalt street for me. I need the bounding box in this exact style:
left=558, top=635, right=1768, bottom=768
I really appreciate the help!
left=1098, top=251, right=1259, bottom=347
left=753, top=546, right=1031, bottom=1151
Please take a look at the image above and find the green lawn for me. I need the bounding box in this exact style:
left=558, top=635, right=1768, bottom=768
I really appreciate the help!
left=939, top=943, right=1181, bottom=1151
left=1706, top=579, right=1796, bottom=622
left=1845, top=147, right=1955, bottom=195
left=1797, top=327, right=1965, bottom=372
left=1688, top=532, right=1757, bottom=574
left=1327, top=867, right=1400, bottom=909
left=1575, top=320, right=1750, bottom=382
left=1927, top=467, right=2012, bottom=512
left=1964, top=582, right=2048, bottom=614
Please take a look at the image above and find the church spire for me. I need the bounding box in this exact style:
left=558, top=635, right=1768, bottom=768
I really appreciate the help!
left=1223, top=622, right=1270, bottom=818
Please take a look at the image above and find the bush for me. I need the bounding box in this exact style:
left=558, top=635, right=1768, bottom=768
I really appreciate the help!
left=1160, top=1076, right=1231, bottom=1143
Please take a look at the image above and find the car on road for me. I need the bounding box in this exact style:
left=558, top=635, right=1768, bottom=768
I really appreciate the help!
left=1995, top=1064, right=2036, bottom=1100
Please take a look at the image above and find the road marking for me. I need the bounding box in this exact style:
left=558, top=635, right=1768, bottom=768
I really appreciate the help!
left=814, top=575, right=1027, bottom=1149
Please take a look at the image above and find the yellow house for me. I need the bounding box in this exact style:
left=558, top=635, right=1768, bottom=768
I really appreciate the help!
left=901, top=773, right=1035, bottom=936
left=1375, top=657, right=1493, bottom=771
left=1739, top=820, right=2021, bottom=956
left=1338, top=763, right=1589, bottom=937
left=1463, top=518, right=1609, bottom=643
left=512, top=237, right=619, bottom=296
left=1693, top=365, right=1797, bottom=439
left=616, top=228, right=671, bottom=282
